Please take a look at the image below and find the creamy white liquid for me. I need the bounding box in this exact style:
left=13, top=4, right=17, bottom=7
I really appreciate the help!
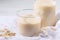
left=17, top=16, right=41, bottom=36
left=34, top=0, right=57, bottom=27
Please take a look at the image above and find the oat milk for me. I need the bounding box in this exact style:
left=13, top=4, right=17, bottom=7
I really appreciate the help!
left=34, top=0, right=57, bottom=27
left=17, top=15, right=41, bottom=37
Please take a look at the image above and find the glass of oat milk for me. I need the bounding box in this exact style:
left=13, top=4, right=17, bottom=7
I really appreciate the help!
left=17, top=9, right=41, bottom=37
left=34, top=0, right=57, bottom=27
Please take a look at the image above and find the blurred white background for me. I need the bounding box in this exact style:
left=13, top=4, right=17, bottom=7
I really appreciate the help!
left=0, top=0, right=34, bottom=16
left=0, top=0, right=59, bottom=16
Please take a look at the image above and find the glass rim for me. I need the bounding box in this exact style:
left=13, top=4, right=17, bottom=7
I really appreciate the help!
left=16, top=9, right=34, bottom=18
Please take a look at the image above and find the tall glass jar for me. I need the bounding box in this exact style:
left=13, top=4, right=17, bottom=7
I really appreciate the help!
left=34, top=0, right=57, bottom=27
left=16, top=9, right=41, bottom=37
